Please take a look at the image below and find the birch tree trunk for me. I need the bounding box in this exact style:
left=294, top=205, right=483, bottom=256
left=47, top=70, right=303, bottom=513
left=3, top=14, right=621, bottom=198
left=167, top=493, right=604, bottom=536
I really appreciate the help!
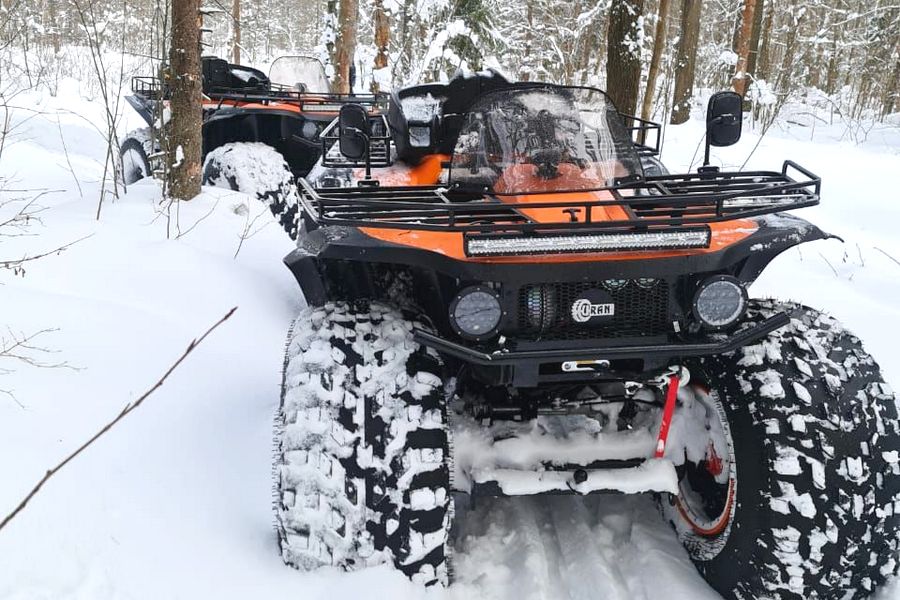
left=670, top=0, right=702, bottom=124
left=331, top=0, right=359, bottom=94
left=606, top=0, right=645, bottom=115
left=167, top=0, right=202, bottom=201
left=640, top=0, right=671, bottom=121
left=231, top=0, right=240, bottom=64
left=732, top=0, right=757, bottom=96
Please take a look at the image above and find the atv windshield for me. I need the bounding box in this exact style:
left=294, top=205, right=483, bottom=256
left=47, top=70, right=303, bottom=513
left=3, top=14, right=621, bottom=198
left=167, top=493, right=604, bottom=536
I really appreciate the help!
left=268, top=56, right=330, bottom=93
left=449, top=86, right=643, bottom=194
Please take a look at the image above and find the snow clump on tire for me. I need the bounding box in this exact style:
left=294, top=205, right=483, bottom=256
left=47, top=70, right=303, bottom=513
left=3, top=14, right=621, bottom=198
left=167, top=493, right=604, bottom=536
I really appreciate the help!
left=202, top=142, right=300, bottom=239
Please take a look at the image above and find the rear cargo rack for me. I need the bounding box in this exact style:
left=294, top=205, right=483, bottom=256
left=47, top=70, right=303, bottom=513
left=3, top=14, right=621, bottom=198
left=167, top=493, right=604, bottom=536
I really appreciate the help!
left=132, top=76, right=167, bottom=100
left=299, top=160, right=820, bottom=247
left=320, top=114, right=393, bottom=169
left=618, top=113, right=661, bottom=156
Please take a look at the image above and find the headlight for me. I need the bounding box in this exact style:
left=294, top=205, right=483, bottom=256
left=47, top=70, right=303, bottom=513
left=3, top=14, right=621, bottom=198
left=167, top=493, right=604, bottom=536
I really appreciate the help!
left=450, top=286, right=502, bottom=340
left=693, top=275, right=748, bottom=329
left=301, top=120, right=319, bottom=139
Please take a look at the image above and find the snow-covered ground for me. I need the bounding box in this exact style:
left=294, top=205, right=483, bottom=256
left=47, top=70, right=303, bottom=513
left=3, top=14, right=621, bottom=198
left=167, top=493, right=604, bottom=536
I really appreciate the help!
left=1, top=82, right=899, bottom=600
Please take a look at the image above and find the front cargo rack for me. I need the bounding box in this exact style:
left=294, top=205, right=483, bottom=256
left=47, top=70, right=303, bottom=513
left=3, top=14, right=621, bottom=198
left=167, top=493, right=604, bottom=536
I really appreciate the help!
left=204, top=87, right=383, bottom=112
left=298, top=160, right=820, bottom=248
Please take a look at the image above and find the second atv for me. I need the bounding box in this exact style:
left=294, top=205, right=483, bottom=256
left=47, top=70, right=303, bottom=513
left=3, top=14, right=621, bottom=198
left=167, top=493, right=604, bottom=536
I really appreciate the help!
left=120, top=55, right=382, bottom=238
left=273, top=73, right=900, bottom=598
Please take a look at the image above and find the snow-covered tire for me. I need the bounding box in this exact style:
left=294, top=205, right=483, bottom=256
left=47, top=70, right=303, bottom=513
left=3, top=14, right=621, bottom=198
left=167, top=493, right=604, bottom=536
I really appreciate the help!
left=662, top=299, right=900, bottom=599
left=274, top=301, right=452, bottom=585
left=202, top=142, right=300, bottom=239
left=120, top=128, right=154, bottom=184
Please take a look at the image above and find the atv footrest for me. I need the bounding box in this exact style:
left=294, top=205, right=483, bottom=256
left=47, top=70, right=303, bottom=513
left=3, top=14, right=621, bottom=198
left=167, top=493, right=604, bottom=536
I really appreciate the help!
left=470, top=458, right=677, bottom=497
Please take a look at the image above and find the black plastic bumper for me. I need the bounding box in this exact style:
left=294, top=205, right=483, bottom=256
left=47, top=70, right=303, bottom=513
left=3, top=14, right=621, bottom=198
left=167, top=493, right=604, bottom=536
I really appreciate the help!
left=413, top=312, right=789, bottom=381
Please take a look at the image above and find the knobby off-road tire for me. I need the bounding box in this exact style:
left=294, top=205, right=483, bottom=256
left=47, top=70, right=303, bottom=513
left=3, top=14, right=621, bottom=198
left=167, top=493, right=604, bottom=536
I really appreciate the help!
left=274, top=301, right=452, bottom=585
left=663, top=299, right=900, bottom=599
left=120, top=128, right=155, bottom=184
left=202, top=142, right=300, bottom=240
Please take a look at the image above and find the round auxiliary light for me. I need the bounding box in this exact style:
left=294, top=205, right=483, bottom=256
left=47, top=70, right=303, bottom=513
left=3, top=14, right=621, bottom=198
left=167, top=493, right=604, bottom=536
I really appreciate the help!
left=693, top=275, right=748, bottom=329
left=450, top=286, right=503, bottom=340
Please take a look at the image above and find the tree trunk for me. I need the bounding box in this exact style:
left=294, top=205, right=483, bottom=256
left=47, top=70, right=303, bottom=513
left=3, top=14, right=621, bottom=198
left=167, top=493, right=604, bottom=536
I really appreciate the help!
left=331, top=0, right=359, bottom=94
left=47, top=0, right=61, bottom=53
left=732, top=0, right=756, bottom=96
left=167, top=0, right=202, bottom=201
left=231, top=0, right=241, bottom=64
left=755, top=0, right=774, bottom=82
left=521, top=0, right=534, bottom=81
left=395, top=0, right=412, bottom=83
left=746, top=0, right=764, bottom=79
left=882, top=57, right=900, bottom=118
left=372, top=0, right=389, bottom=91
left=670, top=0, right=702, bottom=124
left=640, top=0, right=671, bottom=122
left=606, top=0, right=645, bottom=115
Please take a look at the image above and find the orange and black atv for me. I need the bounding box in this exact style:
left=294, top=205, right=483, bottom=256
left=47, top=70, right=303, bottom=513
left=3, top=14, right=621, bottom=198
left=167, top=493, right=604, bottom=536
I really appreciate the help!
left=120, top=55, right=383, bottom=238
left=273, top=73, right=900, bottom=597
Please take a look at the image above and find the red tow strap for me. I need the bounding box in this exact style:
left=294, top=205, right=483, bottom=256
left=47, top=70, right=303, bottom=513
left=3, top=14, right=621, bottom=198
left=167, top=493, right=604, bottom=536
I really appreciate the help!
left=654, top=374, right=680, bottom=458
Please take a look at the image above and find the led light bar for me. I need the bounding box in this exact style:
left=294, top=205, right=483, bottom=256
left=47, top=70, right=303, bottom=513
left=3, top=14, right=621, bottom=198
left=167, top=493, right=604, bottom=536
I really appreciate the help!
left=722, top=193, right=812, bottom=209
left=465, top=227, right=711, bottom=257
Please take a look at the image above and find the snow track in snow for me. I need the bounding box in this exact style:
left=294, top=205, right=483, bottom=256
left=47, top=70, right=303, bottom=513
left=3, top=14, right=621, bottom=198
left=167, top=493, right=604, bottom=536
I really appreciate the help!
left=450, top=495, right=721, bottom=600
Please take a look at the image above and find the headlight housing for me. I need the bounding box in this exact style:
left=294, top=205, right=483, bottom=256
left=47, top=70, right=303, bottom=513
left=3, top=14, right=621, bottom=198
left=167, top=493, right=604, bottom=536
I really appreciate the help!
left=449, top=286, right=502, bottom=340
left=693, top=275, right=748, bottom=329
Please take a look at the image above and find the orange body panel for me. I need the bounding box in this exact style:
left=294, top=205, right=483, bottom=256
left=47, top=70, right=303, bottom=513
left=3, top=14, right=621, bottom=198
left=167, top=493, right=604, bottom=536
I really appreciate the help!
left=354, top=154, right=450, bottom=187
left=357, top=157, right=759, bottom=264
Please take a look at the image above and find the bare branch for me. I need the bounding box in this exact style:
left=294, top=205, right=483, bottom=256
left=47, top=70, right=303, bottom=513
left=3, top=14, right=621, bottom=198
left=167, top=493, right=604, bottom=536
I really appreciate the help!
left=0, top=307, right=238, bottom=533
left=875, top=247, right=900, bottom=269
left=0, top=234, right=93, bottom=274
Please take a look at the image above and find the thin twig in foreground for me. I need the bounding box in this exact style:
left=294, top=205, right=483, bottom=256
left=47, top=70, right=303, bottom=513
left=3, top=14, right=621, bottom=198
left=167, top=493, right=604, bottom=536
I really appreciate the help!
left=0, top=307, right=238, bottom=533
left=874, top=247, right=900, bottom=269
left=0, top=234, right=94, bottom=270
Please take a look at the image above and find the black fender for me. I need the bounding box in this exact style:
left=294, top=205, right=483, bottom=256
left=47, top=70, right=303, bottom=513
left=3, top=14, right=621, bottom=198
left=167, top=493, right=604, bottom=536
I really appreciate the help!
left=735, top=213, right=839, bottom=284
left=125, top=95, right=156, bottom=128
left=201, top=108, right=330, bottom=178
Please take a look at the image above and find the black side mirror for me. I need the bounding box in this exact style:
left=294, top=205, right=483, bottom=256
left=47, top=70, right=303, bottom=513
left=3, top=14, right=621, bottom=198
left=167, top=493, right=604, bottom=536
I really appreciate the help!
left=339, top=127, right=368, bottom=160
left=338, top=103, right=371, bottom=159
left=701, top=91, right=743, bottom=171
left=706, top=91, right=742, bottom=147
left=337, top=103, right=378, bottom=185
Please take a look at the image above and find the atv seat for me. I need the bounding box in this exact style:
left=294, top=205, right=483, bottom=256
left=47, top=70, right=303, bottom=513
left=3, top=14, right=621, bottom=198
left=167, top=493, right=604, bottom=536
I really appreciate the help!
left=201, top=56, right=270, bottom=95
left=389, top=70, right=513, bottom=165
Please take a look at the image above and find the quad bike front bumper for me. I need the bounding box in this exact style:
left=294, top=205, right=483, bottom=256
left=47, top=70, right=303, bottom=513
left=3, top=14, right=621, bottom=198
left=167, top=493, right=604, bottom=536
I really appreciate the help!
left=415, top=311, right=789, bottom=386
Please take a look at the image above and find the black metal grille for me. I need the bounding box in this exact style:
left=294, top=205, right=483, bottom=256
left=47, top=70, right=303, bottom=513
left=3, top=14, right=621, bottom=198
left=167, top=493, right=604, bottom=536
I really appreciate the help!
left=516, top=280, right=670, bottom=341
